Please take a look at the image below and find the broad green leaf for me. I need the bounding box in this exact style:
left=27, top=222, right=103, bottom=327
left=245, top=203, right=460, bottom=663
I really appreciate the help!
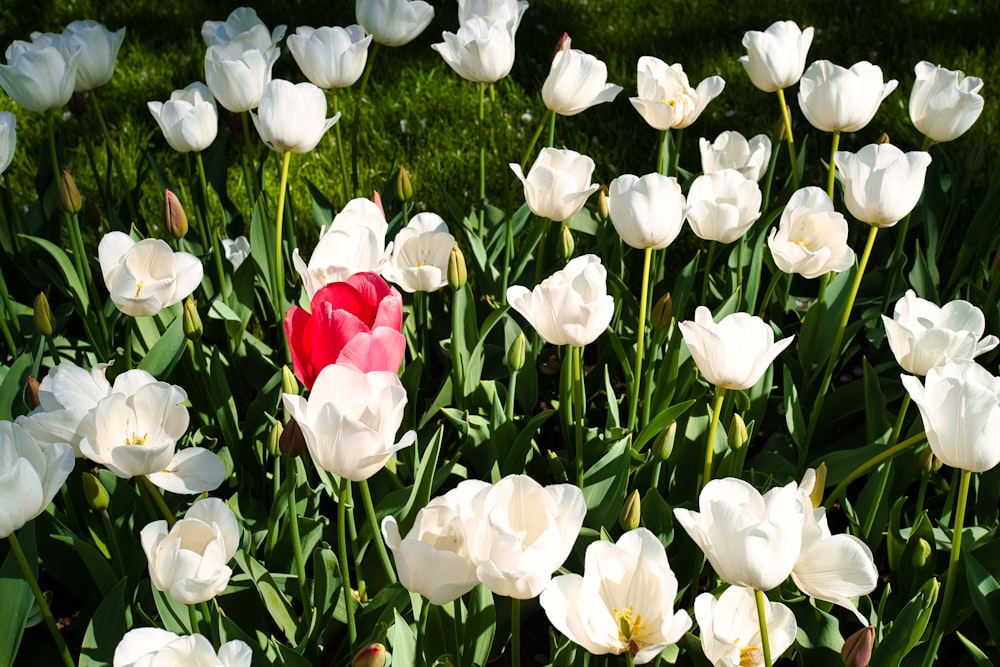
left=0, top=353, right=32, bottom=421
left=393, top=426, right=443, bottom=538
left=965, top=550, right=1000, bottom=645
left=956, top=631, right=994, bottom=666
left=0, top=523, right=37, bottom=667
left=389, top=609, right=417, bottom=666
left=78, top=578, right=130, bottom=667
left=465, top=584, right=495, bottom=667
left=137, top=314, right=185, bottom=378
left=582, top=439, right=629, bottom=529
left=870, top=577, right=939, bottom=667
left=233, top=550, right=300, bottom=644
left=633, top=400, right=695, bottom=453
left=23, top=234, right=89, bottom=314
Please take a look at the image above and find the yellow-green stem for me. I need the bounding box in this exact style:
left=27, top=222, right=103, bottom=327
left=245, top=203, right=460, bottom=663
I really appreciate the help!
left=824, top=431, right=926, bottom=510
left=286, top=458, right=311, bottom=614
left=669, top=128, right=683, bottom=178
left=701, top=386, right=727, bottom=491
left=8, top=532, right=76, bottom=667
left=776, top=88, right=798, bottom=190
left=519, top=108, right=552, bottom=171
left=657, top=130, right=669, bottom=175
left=755, top=589, right=774, bottom=667
left=139, top=475, right=175, bottom=526
left=627, top=247, right=654, bottom=433
left=701, top=241, right=717, bottom=306
left=572, top=345, right=585, bottom=488
left=478, top=81, right=486, bottom=235
left=826, top=131, right=841, bottom=201
left=332, top=90, right=350, bottom=206
left=358, top=478, right=397, bottom=585
left=274, top=151, right=293, bottom=360
left=337, top=476, right=357, bottom=647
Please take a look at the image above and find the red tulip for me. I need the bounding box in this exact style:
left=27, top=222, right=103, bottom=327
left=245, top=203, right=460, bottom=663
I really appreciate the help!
left=285, top=272, right=405, bottom=388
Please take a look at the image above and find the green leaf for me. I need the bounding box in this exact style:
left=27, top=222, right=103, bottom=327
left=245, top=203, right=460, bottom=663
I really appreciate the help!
left=582, top=439, right=629, bottom=529
left=209, top=299, right=246, bottom=342
left=464, top=584, right=495, bottom=667
left=956, top=631, right=994, bottom=666
left=0, top=523, right=37, bottom=667
left=79, top=578, right=130, bottom=667
left=389, top=609, right=417, bottom=666
left=870, top=577, right=939, bottom=667
left=965, top=550, right=1000, bottom=645
left=23, top=234, right=89, bottom=314
left=233, top=550, right=300, bottom=644
left=0, top=353, right=32, bottom=421
left=501, top=408, right=555, bottom=476
left=137, top=314, right=185, bottom=378
left=151, top=584, right=192, bottom=635
left=394, top=426, right=443, bottom=538
left=633, top=400, right=695, bottom=453
left=464, top=305, right=508, bottom=398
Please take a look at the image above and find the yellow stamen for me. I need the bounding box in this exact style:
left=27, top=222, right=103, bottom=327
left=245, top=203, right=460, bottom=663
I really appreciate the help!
left=124, top=432, right=148, bottom=446
left=134, top=281, right=144, bottom=298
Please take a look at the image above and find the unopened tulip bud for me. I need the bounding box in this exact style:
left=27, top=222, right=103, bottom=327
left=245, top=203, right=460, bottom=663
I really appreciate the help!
left=33, top=292, right=55, bottom=336
left=282, top=365, right=299, bottom=396
left=267, top=419, right=283, bottom=457
left=597, top=184, right=609, bottom=219
left=507, top=332, right=526, bottom=372
left=27, top=376, right=41, bottom=408
left=448, top=245, right=468, bottom=289
left=652, top=421, right=677, bottom=460
left=918, top=446, right=942, bottom=473
left=840, top=625, right=875, bottom=667
left=727, top=413, right=749, bottom=450
left=558, top=224, right=575, bottom=260
left=876, top=132, right=891, bottom=145
left=372, top=190, right=385, bottom=218
left=183, top=298, right=202, bottom=340
left=280, top=417, right=306, bottom=458
left=164, top=189, right=188, bottom=239
left=912, top=538, right=932, bottom=570
left=551, top=32, right=571, bottom=63
left=352, top=642, right=388, bottom=667
left=59, top=169, right=83, bottom=214
left=617, top=489, right=641, bottom=531
left=395, top=164, right=413, bottom=202
left=651, top=292, right=672, bottom=329
left=810, top=463, right=828, bottom=508
left=82, top=472, right=110, bottom=512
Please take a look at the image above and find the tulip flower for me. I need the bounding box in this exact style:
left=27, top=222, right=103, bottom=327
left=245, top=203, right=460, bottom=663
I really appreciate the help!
left=910, top=61, right=984, bottom=144
left=902, top=361, right=1000, bottom=473
left=147, top=82, right=219, bottom=153
left=685, top=169, right=762, bottom=244
left=509, top=147, right=599, bottom=222
left=98, top=231, right=204, bottom=317
left=140, top=498, right=240, bottom=604
left=883, top=290, right=998, bottom=376
left=114, top=628, right=252, bottom=667
left=381, top=213, right=457, bottom=292
left=767, top=186, right=855, bottom=279
left=285, top=272, right=406, bottom=388
left=356, top=0, right=435, bottom=47
left=222, top=235, right=252, bottom=270
left=381, top=479, right=488, bottom=604
left=288, top=25, right=372, bottom=90
left=252, top=79, right=340, bottom=153
left=61, top=20, right=126, bottom=92
left=459, top=0, right=528, bottom=29
left=204, top=42, right=280, bottom=113
left=540, top=528, right=691, bottom=662
left=0, top=37, right=81, bottom=112
left=0, top=112, right=15, bottom=175
left=433, top=17, right=517, bottom=84
left=607, top=173, right=686, bottom=250
left=699, top=130, right=772, bottom=182
left=674, top=477, right=805, bottom=591
left=834, top=143, right=932, bottom=227
left=0, top=421, right=75, bottom=539
left=542, top=41, right=622, bottom=116
left=202, top=6, right=286, bottom=50
left=630, top=57, right=725, bottom=130
left=695, top=586, right=797, bottom=667
left=797, top=60, right=897, bottom=133
left=507, top=254, right=615, bottom=348
left=283, top=363, right=416, bottom=481
left=739, top=20, right=814, bottom=93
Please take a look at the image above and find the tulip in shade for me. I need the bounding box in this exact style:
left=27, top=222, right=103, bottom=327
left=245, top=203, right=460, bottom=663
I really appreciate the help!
left=509, top=147, right=599, bottom=222
left=381, top=213, right=457, bottom=293
left=767, top=186, right=855, bottom=279
left=0, top=38, right=81, bottom=113
left=834, top=143, right=932, bottom=227
left=98, top=231, right=204, bottom=317
left=739, top=20, right=814, bottom=92
left=252, top=79, right=340, bottom=153
left=695, top=586, right=797, bottom=667
left=902, top=361, right=1000, bottom=473
left=540, top=528, right=691, bottom=663
left=507, top=254, right=615, bottom=348
left=0, top=112, right=15, bottom=176
left=797, top=60, right=897, bottom=133
left=542, top=39, right=622, bottom=116
left=147, top=82, right=219, bottom=153
left=114, top=628, right=251, bottom=667
left=433, top=17, right=517, bottom=84
left=699, top=130, right=772, bottom=182
left=283, top=363, right=416, bottom=481
left=140, top=498, right=240, bottom=605
left=0, top=421, right=75, bottom=539
left=204, top=42, right=280, bottom=113
left=685, top=169, right=762, bottom=244
left=910, top=61, right=984, bottom=143
left=61, top=20, right=126, bottom=92
left=202, top=7, right=287, bottom=50
left=630, top=57, right=725, bottom=131
left=288, top=25, right=372, bottom=90
left=883, top=290, right=998, bottom=376
left=459, top=0, right=528, bottom=29
left=607, top=173, right=686, bottom=250
left=356, top=0, right=435, bottom=47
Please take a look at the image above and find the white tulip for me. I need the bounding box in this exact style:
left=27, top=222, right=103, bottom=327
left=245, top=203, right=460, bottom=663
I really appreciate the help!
left=381, top=212, right=456, bottom=293
left=509, top=147, right=599, bottom=222
left=695, top=586, right=797, bottom=666
left=98, top=231, right=203, bottom=317
left=834, top=143, right=931, bottom=227
left=0, top=421, right=74, bottom=539
left=433, top=17, right=517, bottom=84
left=630, top=57, right=725, bottom=131
left=798, top=60, right=897, bottom=133
left=0, top=111, right=14, bottom=175
left=686, top=169, right=762, bottom=244
left=114, top=628, right=252, bottom=667
left=607, top=172, right=686, bottom=250
left=542, top=40, right=622, bottom=117
left=767, top=186, right=855, bottom=279
left=699, top=130, right=772, bottom=182
left=910, top=61, right=984, bottom=144
left=0, top=37, right=81, bottom=113
left=147, top=82, right=218, bottom=154
left=202, top=7, right=286, bottom=50
left=458, top=0, right=528, bottom=30
left=288, top=25, right=371, bottom=90
left=739, top=20, right=814, bottom=92
left=252, top=79, right=340, bottom=153
left=61, top=20, right=126, bottom=92
left=222, top=235, right=252, bottom=270
left=356, top=0, right=435, bottom=47
left=204, top=42, right=280, bottom=113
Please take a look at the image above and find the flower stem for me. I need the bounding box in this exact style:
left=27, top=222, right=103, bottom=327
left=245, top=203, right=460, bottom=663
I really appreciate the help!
left=572, top=345, right=585, bottom=488
left=358, top=478, right=397, bottom=585
left=547, top=109, right=556, bottom=148
left=511, top=597, right=521, bottom=667
left=139, top=475, right=175, bottom=526
left=861, top=393, right=913, bottom=538
left=8, top=532, right=75, bottom=667
left=627, top=247, right=654, bottom=433
left=701, top=385, right=726, bottom=492
left=657, top=129, right=668, bottom=175
left=920, top=468, right=972, bottom=667
left=776, top=88, right=798, bottom=190
left=241, top=111, right=260, bottom=210
left=754, top=589, right=774, bottom=667
left=351, top=42, right=380, bottom=197
left=823, top=431, right=926, bottom=510
left=337, top=476, right=357, bottom=648
left=195, top=152, right=227, bottom=298
left=332, top=90, right=350, bottom=206
left=286, top=458, right=311, bottom=614
left=0, top=269, right=19, bottom=358
left=188, top=602, right=200, bottom=635
left=452, top=597, right=465, bottom=665
left=274, top=150, right=293, bottom=362
left=669, top=128, right=683, bottom=178
left=826, top=130, right=841, bottom=201
left=519, top=108, right=552, bottom=171
left=478, top=81, right=486, bottom=236
left=701, top=241, right=717, bottom=306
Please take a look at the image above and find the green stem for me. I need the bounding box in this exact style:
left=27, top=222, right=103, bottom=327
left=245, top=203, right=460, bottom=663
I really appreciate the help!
left=826, top=130, right=841, bottom=201
left=754, top=589, right=774, bottom=667
left=861, top=393, right=913, bottom=538
left=416, top=600, right=430, bottom=665
left=451, top=286, right=466, bottom=410
left=274, top=151, right=293, bottom=361
left=519, top=108, right=553, bottom=171
left=332, top=90, right=350, bottom=206
left=776, top=88, right=798, bottom=190
left=124, top=316, right=134, bottom=370
left=668, top=128, right=683, bottom=178
left=505, top=369, right=519, bottom=421
left=139, top=475, right=175, bottom=526
left=241, top=111, right=259, bottom=212
left=824, top=431, right=926, bottom=510
left=547, top=109, right=556, bottom=148
left=358, top=478, right=397, bottom=585
left=656, top=129, right=668, bottom=175
left=338, top=476, right=357, bottom=647
left=351, top=42, right=380, bottom=197
left=572, top=345, right=585, bottom=488
left=199, top=601, right=217, bottom=644
left=286, top=458, right=311, bottom=613
left=701, top=386, right=727, bottom=492
left=90, top=90, right=139, bottom=225
left=511, top=597, right=521, bottom=667
left=188, top=602, right=200, bottom=635
left=196, top=151, right=228, bottom=299
left=627, top=247, right=654, bottom=433
left=8, top=532, right=76, bottom=667
left=345, top=482, right=366, bottom=600
left=701, top=241, right=717, bottom=305
left=756, top=267, right=782, bottom=318
left=920, top=468, right=972, bottom=667
left=0, top=270, right=18, bottom=358
left=478, top=81, right=486, bottom=236
left=452, top=598, right=464, bottom=666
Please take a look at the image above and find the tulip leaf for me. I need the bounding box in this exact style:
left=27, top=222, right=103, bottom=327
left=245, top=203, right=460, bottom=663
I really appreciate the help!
left=22, top=234, right=90, bottom=314
left=137, top=314, right=185, bottom=378
left=303, top=176, right=334, bottom=230
left=389, top=609, right=417, bottom=666
left=0, top=352, right=32, bottom=421
left=233, top=550, right=299, bottom=644
left=898, top=512, right=936, bottom=601
left=249, top=198, right=274, bottom=306
left=956, top=631, right=994, bottom=666
left=965, top=550, right=1000, bottom=645
left=796, top=266, right=852, bottom=375
left=862, top=358, right=890, bottom=445
left=78, top=578, right=130, bottom=667
left=0, top=523, right=37, bottom=667
left=501, top=408, right=555, bottom=476
left=209, top=299, right=246, bottom=342
left=633, top=399, right=695, bottom=453
left=151, top=583, right=193, bottom=635
left=393, top=426, right=444, bottom=538
left=782, top=366, right=807, bottom=451
left=209, top=347, right=243, bottom=447
left=908, top=241, right=940, bottom=305
left=464, top=305, right=508, bottom=398
left=870, top=577, right=939, bottom=667
left=582, top=438, right=629, bottom=529
left=465, top=584, right=495, bottom=667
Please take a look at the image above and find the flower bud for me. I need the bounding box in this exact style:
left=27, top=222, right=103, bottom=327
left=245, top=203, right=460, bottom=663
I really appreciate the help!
left=395, top=164, right=413, bottom=202
left=876, top=132, right=891, bottom=145
left=507, top=332, right=526, bottom=373
left=727, top=413, right=749, bottom=450
left=911, top=537, right=932, bottom=570
left=164, top=189, right=188, bottom=239
left=810, top=462, right=828, bottom=508
left=651, top=292, right=672, bottom=329
left=183, top=298, right=202, bottom=340
left=652, top=421, right=676, bottom=461
left=551, top=32, right=571, bottom=64
left=617, top=489, right=641, bottom=531
left=282, top=365, right=299, bottom=396
left=558, top=223, right=575, bottom=261
left=280, top=417, right=306, bottom=458
left=33, top=291, right=55, bottom=336
left=59, top=169, right=83, bottom=214
left=597, top=184, right=609, bottom=219
left=352, top=642, right=388, bottom=667
left=267, top=419, right=283, bottom=457
left=82, top=472, right=110, bottom=512
left=26, top=376, right=41, bottom=408
left=918, top=446, right=942, bottom=473
left=840, top=625, right=875, bottom=667
left=372, top=190, right=385, bottom=218
left=448, top=245, right=468, bottom=289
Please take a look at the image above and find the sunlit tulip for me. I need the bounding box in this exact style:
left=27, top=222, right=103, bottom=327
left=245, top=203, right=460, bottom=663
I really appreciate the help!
left=507, top=254, right=615, bottom=347
left=381, top=213, right=457, bottom=292
left=509, top=147, right=599, bottom=221
left=283, top=363, right=415, bottom=481
left=17, top=361, right=113, bottom=456
left=739, top=20, right=814, bottom=92
left=61, top=20, right=126, bottom=92
left=222, top=235, right=251, bottom=270
left=98, top=231, right=203, bottom=317
left=699, top=130, right=772, bottom=182
left=834, top=143, right=931, bottom=227
left=140, top=498, right=240, bottom=604
left=381, top=480, right=487, bottom=604
left=607, top=173, right=686, bottom=250
left=204, top=42, right=280, bottom=113
left=910, top=61, right=984, bottom=143
left=459, top=0, right=528, bottom=29
left=202, top=7, right=286, bottom=50
left=798, top=60, right=897, bottom=133
left=674, top=477, right=804, bottom=591
left=114, top=628, right=252, bottom=667
left=433, top=17, right=517, bottom=84
left=695, top=586, right=797, bottom=666
left=288, top=25, right=372, bottom=90
left=0, top=38, right=81, bottom=112
left=685, top=169, right=762, bottom=244
left=630, top=57, right=725, bottom=131
left=464, top=474, right=586, bottom=599
left=147, top=82, right=219, bottom=153
left=356, top=0, right=435, bottom=47
left=0, top=421, right=74, bottom=539
left=542, top=39, right=622, bottom=116
left=679, top=307, right=793, bottom=390
left=293, top=198, right=390, bottom=300
left=540, top=528, right=691, bottom=662
left=883, top=290, right=998, bottom=376
left=0, top=112, right=14, bottom=175
left=767, top=186, right=855, bottom=279
left=252, top=79, right=339, bottom=153
left=902, top=361, right=1000, bottom=473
